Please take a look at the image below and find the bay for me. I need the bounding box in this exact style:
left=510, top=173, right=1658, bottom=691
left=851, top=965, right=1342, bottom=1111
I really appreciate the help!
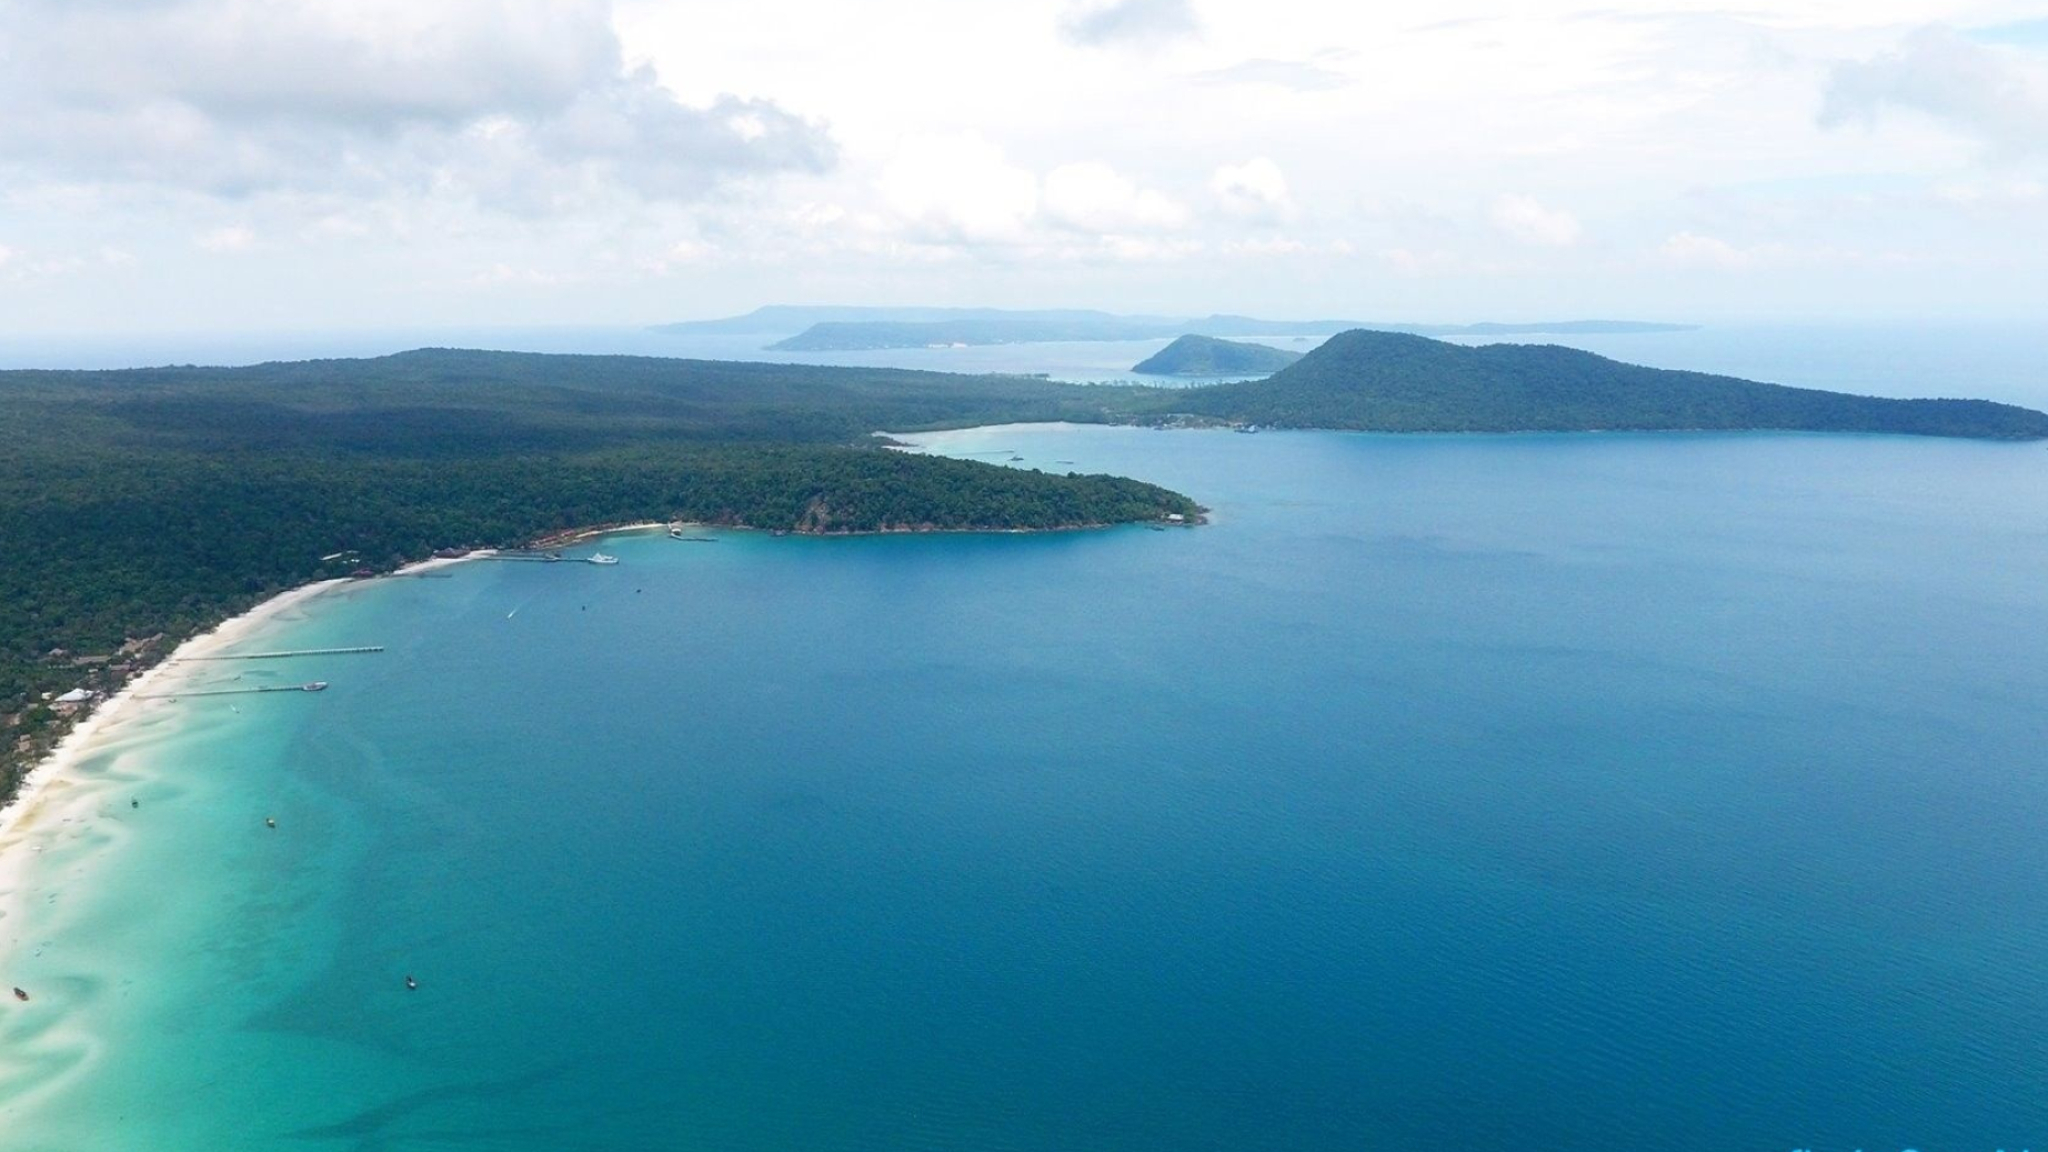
left=2, top=337, right=2047, bottom=1150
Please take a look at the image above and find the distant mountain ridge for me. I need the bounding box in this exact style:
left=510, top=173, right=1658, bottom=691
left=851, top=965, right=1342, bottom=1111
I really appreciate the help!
left=1164, top=330, right=2048, bottom=440
left=651, top=306, right=1697, bottom=350
left=1132, top=335, right=1302, bottom=376
left=651, top=306, right=1185, bottom=338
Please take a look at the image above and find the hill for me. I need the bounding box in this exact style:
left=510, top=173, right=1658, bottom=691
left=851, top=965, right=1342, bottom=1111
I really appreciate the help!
left=653, top=306, right=1181, bottom=338
left=1132, top=335, right=1303, bottom=376
left=1162, top=330, right=2048, bottom=439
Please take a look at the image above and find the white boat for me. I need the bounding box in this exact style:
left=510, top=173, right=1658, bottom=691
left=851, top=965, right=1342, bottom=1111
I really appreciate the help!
left=589, top=552, right=619, bottom=565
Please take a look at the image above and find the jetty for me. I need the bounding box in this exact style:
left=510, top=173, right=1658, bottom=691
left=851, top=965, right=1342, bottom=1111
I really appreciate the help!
left=137, top=682, right=330, bottom=700
left=480, top=552, right=618, bottom=565
left=183, top=647, right=384, bottom=662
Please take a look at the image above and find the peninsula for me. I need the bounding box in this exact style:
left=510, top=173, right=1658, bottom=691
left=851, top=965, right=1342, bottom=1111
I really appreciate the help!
left=0, top=349, right=1201, bottom=802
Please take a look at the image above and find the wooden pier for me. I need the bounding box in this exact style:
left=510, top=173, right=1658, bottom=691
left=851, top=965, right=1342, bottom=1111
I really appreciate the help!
left=136, top=682, right=330, bottom=700
left=182, top=646, right=384, bottom=662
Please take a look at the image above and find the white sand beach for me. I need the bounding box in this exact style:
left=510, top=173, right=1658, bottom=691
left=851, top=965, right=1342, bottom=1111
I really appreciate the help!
left=0, top=550, right=501, bottom=942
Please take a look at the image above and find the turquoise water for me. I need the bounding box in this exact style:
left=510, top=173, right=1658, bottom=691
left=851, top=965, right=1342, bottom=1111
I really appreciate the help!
left=5, top=422, right=2048, bottom=1147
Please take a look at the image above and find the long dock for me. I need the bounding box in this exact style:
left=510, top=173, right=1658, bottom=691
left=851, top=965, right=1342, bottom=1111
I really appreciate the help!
left=478, top=553, right=615, bottom=564
left=182, top=646, right=385, bottom=661
left=136, top=683, right=330, bottom=700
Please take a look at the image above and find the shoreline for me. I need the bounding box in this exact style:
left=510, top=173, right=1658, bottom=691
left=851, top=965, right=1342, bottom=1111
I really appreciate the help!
left=0, top=579, right=347, bottom=854
left=0, top=549, right=494, bottom=856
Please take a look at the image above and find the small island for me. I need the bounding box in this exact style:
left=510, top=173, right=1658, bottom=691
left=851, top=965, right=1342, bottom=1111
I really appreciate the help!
left=1132, top=335, right=1303, bottom=377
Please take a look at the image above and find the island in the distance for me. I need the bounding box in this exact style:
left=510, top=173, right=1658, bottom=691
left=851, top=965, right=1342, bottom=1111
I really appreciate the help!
left=651, top=305, right=1698, bottom=351
left=1132, top=335, right=1303, bottom=377
left=1172, top=330, right=2048, bottom=438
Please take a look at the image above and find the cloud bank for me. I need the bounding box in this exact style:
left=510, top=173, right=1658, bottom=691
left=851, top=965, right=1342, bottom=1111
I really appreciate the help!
left=0, top=0, right=834, bottom=206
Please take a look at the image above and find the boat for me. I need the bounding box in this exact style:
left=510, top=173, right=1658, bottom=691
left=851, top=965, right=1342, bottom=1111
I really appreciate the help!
left=302, top=682, right=328, bottom=692
left=12, top=987, right=27, bottom=1002
left=589, top=553, right=619, bottom=565
left=404, top=975, right=419, bottom=991
left=1009, top=455, right=1025, bottom=462
left=668, top=526, right=686, bottom=539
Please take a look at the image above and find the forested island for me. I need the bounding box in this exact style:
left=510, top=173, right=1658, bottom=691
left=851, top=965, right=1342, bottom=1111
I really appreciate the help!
left=1175, top=330, right=2048, bottom=437
left=5, top=333, right=2044, bottom=804
left=1132, top=335, right=1302, bottom=377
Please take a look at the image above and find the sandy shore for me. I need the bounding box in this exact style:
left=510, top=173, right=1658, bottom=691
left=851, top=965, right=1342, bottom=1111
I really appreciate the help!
left=0, top=548, right=503, bottom=856
left=528, top=521, right=667, bottom=549
left=0, top=579, right=343, bottom=853
left=0, top=549, right=516, bottom=1117
left=0, top=547, right=508, bottom=857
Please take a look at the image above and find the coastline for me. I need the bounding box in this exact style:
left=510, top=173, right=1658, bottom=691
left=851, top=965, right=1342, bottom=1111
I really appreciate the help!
left=0, top=548, right=504, bottom=1121
left=0, top=493, right=1187, bottom=869
left=0, top=550, right=493, bottom=865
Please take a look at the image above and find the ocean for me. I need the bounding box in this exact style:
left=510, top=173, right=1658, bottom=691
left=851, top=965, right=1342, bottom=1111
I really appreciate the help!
left=2, top=328, right=2046, bottom=1150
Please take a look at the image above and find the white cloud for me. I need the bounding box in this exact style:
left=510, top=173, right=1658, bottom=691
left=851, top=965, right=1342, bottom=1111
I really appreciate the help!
left=1042, top=163, right=1190, bottom=234
left=1223, top=237, right=1310, bottom=257
left=1659, top=231, right=1757, bottom=269
left=1193, top=57, right=1352, bottom=92
left=1210, top=158, right=1294, bottom=221
left=0, top=0, right=833, bottom=207
left=197, top=225, right=257, bottom=253
left=1821, top=27, right=2048, bottom=160
left=1059, top=0, right=1199, bottom=48
left=878, top=135, right=1040, bottom=245
left=1489, top=194, right=1581, bottom=247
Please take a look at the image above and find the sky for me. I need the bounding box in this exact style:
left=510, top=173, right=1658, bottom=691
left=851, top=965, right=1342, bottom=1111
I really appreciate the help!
left=1, top=0, right=2046, bottom=335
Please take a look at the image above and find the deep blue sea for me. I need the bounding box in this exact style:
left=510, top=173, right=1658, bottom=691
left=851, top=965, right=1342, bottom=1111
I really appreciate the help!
left=2, top=328, right=2047, bottom=1150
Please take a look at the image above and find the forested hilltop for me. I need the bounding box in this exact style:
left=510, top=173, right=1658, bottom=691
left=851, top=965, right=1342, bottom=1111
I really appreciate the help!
left=1171, top=330, right=2048, bottom=439
left=0, top=349, right=1199, bottom=800
left=1132, top=335, right=1302, bottom=377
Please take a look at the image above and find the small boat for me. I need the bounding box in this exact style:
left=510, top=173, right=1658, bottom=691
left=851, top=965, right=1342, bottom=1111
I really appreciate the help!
left=302, top=682, right=329, bottom=692
left=1009, top=455, right=1025, bottom=462
left=404, top=975, right=419, bottom=991
left=12, top=987, right=27, bottom=1002
left=589, top=553, right=619, bottom=566
left=265, top=817, right=277, bottom=829
left=668, top=526, right=686, bottom=539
